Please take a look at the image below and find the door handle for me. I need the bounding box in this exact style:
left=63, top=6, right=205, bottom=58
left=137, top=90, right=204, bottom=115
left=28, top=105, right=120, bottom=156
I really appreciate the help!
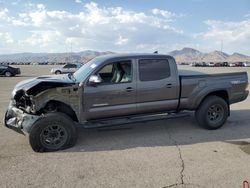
left=126, top=87, right=134, bottom=92
left=166, top=83, right=172, bottom=88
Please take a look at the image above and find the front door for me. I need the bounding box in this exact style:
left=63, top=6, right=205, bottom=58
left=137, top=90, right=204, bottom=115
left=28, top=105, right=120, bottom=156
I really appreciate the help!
left=83, top=60, right=136, bottom=120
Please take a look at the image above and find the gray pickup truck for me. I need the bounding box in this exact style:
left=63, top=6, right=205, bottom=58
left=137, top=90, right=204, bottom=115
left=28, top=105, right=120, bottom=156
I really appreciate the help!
left=4, top=54, right=249, bottom=152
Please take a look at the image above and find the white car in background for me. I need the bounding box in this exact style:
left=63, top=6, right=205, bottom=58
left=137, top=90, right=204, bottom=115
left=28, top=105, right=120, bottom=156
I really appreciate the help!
left=229, top=63, right=236, bottom=67
left=207, top=62, right=215, bottom=67
left=243, top=62, right=250, bottom=67
left=51, top=63, right=81, bottom=74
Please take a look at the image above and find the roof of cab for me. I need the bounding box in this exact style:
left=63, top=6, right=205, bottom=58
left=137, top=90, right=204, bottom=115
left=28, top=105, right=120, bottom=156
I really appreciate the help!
left=94, top=53, right=174, bottom=62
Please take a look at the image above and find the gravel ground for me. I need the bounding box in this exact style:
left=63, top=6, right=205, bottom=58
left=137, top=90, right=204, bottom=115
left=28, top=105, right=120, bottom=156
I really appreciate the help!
left=0, top=65, right=250, bottom=188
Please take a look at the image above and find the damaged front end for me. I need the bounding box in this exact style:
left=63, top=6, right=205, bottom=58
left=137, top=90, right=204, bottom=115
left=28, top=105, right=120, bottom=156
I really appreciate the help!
left=4, top=106, right=40, bottom=134
left=4, top=74, right=77, bottom=135
left=4, top=88, right=41, bottom=134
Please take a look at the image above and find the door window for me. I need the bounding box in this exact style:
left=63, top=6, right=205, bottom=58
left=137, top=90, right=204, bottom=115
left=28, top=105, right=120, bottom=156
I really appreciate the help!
left=96, top=61, right=132, bottom=84
left=139, top=59, right=170, bottom=81
left=64, top=64, right=76, bottom=68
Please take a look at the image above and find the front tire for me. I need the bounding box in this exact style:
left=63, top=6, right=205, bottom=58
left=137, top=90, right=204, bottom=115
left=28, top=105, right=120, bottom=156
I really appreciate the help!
left=195, top=96, right=228, bottom=130
left=29, top=112, right=77, bottom=152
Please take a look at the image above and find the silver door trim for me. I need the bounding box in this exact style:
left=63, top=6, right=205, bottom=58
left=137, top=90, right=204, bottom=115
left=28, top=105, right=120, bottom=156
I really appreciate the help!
left=92, top=103, right=109, bottom=107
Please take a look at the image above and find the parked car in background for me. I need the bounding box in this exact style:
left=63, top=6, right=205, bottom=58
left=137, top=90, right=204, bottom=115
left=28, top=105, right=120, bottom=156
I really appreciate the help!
left=221, top=62, right=229, bottom=67
left=208, top=62, right=215, bottom=67
left=191, top=62, right=208, bottom=67
left=243, top=62, right=250, bottom=67
left=179, top=62, right=189, bottom=65
left=51, top=63, right=81, bottom=74
left=229, top=63, right=236, bottom=67
left=200, top=62, right=208, bottom=67
left=214, top=63, right=221, bottom=67
left=0, top=65, right=21, bottom=77
left=235, top=62, right=244, bottom=67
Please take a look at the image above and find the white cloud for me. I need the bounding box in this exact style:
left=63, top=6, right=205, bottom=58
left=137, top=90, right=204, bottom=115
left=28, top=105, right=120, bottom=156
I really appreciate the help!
left=2, top=2, right=187, bottom=53
left=203, top=19, right=250, bottom=41
left=196, top=19, right=250, bottom=54
left=12, top=19, right=28, bottom=26
left=0, top=32, right=14, bottom=44
left=152, top=8, right=176, bottom=19
left=115, top=35, right=128, bottom=45
left=0, top=8, right=11, bottom=22
left=11, top=0, right=21, bottom=5
left=29, top=6, right=47, bottom=26
left=19, top=31, right=61, bottom=47
left=24, top=2, right=35, bottom=8
left=75, top=0, right=82, bottom=4
left=37, top=4, right=46, bottom=10
left=244, top=13, right=250, bottom=18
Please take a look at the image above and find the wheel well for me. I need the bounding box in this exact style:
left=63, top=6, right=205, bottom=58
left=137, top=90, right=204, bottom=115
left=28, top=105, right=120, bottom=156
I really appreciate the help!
left=206, top=90, right=229, bottom=104
left=199, top=90, right=229, bottom=108
left=43, top=100, right=78, bottom=122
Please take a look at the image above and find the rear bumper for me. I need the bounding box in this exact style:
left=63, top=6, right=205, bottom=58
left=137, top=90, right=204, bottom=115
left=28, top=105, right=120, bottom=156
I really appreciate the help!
left=16, top=68, right=21, bottom=75
left=14, top=68, right=21, bottom=75
left=230, top=90, right=249, bottom=104
left=4, top=106, right=40, bottom=134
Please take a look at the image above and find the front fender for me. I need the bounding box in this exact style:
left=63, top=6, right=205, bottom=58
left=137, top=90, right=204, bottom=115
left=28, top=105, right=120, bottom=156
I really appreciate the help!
left=31, top=86, right=81, bottom=120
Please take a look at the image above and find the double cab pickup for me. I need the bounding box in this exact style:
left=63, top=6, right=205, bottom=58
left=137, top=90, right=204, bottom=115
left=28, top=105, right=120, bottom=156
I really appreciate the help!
left=4, top=54, right=249, bottom=152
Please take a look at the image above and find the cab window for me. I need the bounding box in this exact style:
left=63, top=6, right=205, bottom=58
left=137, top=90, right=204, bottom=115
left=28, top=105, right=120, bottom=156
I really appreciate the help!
left=139, top=59, right=170, bottom=81
left=96, top=61, right=132, bottom=84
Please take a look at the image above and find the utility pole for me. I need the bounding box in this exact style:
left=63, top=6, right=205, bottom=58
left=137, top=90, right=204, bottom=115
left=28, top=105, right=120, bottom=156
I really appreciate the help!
left=221, top=40, right=223, bottom=53
left=70, top=42, right=72, bottom=64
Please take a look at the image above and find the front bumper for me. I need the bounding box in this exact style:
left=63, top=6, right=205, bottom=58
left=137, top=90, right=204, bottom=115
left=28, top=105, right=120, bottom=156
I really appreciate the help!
left=4, top=106, right=40, bottom=134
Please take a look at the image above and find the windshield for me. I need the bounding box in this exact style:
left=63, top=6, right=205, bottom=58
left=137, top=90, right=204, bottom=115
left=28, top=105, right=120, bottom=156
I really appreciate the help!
left=73, top=57, right=104, bottom=82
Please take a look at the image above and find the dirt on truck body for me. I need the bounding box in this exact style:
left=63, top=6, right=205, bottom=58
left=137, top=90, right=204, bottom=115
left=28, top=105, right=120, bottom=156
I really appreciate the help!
left=4, top=53, right=249, bottom=152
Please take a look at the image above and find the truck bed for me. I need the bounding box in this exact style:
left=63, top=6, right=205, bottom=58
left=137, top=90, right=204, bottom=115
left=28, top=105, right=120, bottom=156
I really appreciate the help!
left=178, top=71, right=248, bottom=110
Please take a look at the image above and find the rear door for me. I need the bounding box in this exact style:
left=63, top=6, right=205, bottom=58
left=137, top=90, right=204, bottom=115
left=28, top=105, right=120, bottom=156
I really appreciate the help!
left=83, top=59, right=136, bottom=120
left=136, top=58, right=179, bottom=114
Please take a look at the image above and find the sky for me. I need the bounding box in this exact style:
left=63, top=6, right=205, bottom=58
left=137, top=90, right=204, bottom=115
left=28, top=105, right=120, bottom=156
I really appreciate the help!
left=0, top=0, right=250, bottom=55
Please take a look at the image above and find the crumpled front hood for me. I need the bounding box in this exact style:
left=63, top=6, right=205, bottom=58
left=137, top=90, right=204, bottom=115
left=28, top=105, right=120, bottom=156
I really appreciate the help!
left=13, top=74, right=75, bottom=96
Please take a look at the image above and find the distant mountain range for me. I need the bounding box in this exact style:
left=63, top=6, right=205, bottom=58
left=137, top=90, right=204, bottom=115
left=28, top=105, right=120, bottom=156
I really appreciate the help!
left=168, top=48, right=250, bottom=62
left=0, top=48, right=249, bottom=63
left=0, top=50, right=113, bottom=63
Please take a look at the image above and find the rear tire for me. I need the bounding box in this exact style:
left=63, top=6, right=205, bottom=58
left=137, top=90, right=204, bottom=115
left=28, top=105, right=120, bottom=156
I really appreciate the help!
left=29, top=112, right=77, bottom=152
left=195, top=96, right=228, bottom=130
left=55, top=70, right=61, bottom=74
left=5, top=71, right=11, bottom=77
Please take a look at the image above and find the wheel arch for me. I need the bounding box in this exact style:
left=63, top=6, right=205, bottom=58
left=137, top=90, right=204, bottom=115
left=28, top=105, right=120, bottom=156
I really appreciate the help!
left=42, top=100, right=79, bottom=122
left=197, top=90, right=230, bottom=114
left=203, top=90, right=229, bottom=105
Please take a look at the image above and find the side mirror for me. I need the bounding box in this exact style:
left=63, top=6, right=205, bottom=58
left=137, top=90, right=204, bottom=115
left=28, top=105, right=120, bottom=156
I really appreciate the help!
left=89, top=75, right=102, bottom=85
